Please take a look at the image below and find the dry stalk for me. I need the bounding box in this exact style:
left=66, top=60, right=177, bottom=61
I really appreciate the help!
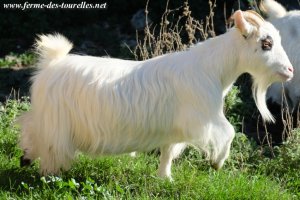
left=133, top=0, right=216, bottom=61
left=259, top=84, right=296, bottom=152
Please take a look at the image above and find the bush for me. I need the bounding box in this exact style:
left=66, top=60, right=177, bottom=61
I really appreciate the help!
left=0, top=97, right=30, bottom=155
left=256, top=129, right=300, bottom=195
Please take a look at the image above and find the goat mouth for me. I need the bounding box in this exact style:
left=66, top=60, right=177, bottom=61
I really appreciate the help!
left=277, top=72, right=293, bottom=81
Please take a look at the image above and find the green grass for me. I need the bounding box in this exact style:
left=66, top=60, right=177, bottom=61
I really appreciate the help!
left=0, top=99, right=299, bottom=199
left=0, top=52, right=36, bottom=68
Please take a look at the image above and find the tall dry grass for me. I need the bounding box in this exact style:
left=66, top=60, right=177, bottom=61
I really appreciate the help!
left=133, top=0, right=216, bottom=61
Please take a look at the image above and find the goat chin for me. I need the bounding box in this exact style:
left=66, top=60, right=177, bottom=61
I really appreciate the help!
left=18, top=9, right=292, bottom=180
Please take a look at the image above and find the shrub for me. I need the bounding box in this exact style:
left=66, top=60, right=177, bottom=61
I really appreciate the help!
left=257, top=129, right=300, bottom=195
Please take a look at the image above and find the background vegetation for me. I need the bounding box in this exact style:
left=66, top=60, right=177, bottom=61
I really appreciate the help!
left=1, top=0, right=300, bottom=199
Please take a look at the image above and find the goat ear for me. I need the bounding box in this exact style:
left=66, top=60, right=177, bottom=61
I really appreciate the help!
left=231, top=10, right=253, bottom=38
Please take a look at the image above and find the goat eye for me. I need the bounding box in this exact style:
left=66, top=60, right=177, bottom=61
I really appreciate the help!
left=261, top=36, right=273, bottom=51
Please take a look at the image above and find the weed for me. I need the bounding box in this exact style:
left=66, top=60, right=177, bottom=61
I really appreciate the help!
left=133, top=0, right=216, bottom=61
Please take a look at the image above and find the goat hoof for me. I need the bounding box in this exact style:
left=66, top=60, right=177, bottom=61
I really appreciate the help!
left=211, top=162, right=222, bottom=171
left=20, top=155, right=32, bottom=167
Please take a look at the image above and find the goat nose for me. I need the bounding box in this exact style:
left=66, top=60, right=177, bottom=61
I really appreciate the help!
left=288, top=66, right=294, bottom=73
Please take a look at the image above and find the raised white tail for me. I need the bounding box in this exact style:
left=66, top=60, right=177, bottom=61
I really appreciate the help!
left=35, top=34, right=73, bottom=65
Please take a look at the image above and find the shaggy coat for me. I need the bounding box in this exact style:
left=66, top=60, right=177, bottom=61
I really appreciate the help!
left=18, top=10, right=293, bottom=179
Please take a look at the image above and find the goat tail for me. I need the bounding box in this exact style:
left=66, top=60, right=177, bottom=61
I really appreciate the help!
left=260, top=0, right=287, bottom=19
left=35, top=33, right=73, bottom=65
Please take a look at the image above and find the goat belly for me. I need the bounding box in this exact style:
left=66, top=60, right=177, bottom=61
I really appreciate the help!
left=72, top=124, right=172, bottom=155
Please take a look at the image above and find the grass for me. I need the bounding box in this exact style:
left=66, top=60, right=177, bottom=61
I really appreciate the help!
left=0, top=99, right=299, bottom=199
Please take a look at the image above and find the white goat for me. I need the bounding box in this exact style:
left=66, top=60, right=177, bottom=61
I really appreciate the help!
left=262, top=0, right=300, bottom=109
left=18, top=10, right=293, bottom=180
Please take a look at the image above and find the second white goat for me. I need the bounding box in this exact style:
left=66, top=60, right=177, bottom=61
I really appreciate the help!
left=262, top=0, right=300, bottom=109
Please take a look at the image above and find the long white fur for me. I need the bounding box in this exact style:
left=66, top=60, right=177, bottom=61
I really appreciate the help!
left=262, top=0, right=300, bottom=109
left=18, top=11, right=293, bottom=179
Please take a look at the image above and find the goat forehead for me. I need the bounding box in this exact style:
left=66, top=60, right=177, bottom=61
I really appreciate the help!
left=259, top=23, right=280, bottom=41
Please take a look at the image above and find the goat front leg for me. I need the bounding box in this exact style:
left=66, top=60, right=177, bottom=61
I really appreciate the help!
left=209, top=117, right=235, bottom=170
left=157, top=143, right=186, bottom=180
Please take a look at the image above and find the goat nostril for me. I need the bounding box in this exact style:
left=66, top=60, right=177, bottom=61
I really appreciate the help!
left=288, top=67, right=294, bottom=73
